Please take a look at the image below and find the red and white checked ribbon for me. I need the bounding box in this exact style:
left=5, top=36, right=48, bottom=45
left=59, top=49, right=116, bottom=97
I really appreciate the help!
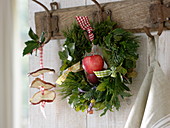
left=75, top=16, right=94, bottom=41
left=39, top=46, right=44, bottom=80
left=39, top=46, right=46, bottom=118
left=40, top=101, right=47, bottom=119
left=40, top=86, right=45, bottom=95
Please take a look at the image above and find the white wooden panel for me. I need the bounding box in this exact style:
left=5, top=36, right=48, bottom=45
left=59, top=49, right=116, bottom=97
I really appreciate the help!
left=87, top=112, right=109, bottom=128
left=59, top=0, right=86, bottom=8
left=29, top=1, right=87, bottom=127
left=29, top=0, right=170, bottom=128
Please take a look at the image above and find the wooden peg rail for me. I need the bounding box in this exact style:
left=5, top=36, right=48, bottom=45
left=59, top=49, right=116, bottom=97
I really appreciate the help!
left=34, top=0, right=170, bottom=39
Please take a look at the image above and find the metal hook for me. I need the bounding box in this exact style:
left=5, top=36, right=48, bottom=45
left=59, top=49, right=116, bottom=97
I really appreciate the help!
left=144, top=0, right=165, bottom=38
left=91, top=0, right=104, bottom=22
left=32, top=0, right=52, bottom=44
left=143, top=26, right=154, bottom=38
left=91, top=0, right=103, bottom=11
left=143, top=22, right=164, bottom=38
left=157, top=22, right=164, bottom=36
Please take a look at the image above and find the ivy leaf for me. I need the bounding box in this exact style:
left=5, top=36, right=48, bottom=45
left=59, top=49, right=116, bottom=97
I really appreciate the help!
left=28, top=28, right=39, bottom=41
left=25, top=40, right=35, bottom=45
left=59, top=50, right=68, bottom=60
left=23, top=41, right=39, bottom=56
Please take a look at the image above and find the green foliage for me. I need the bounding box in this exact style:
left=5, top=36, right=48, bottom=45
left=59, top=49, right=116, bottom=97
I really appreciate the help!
left=59, top=23, right=92, bottom=71
left=58, top=18, right=139, bottom=116
left=102, top=28, right=139, bottom=69
left=92, top=17, right=117, bottom=46
left=23, top=40, right=39, bottom=56
left=28, top=28, right=39, bottom=40
left=58, top=71, right=91, bottom=112
left=23, top=28, right=45, bottom=56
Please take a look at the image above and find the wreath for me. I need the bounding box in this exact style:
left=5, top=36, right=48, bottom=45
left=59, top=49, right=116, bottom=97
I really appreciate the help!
left=57, top=17, right=139, bottom=116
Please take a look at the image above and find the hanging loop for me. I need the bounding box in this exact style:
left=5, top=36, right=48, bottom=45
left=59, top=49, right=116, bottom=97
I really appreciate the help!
left=32, top=0, right=52, bottom=44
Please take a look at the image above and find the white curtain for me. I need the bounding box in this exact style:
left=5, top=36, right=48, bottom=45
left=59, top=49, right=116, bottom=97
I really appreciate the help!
left=124, top=35, right=170, bottom=128
left=0, top=0, right=15, bottom=128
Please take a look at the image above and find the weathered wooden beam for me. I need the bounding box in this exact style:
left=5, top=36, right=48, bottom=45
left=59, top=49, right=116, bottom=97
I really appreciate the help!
left=34, top=0, right=170, bottom=39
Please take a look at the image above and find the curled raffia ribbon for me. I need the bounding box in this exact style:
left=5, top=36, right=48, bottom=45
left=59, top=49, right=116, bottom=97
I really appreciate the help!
left=75, top=16, right=94, bottom=42
left=56, top=62, right=83, bottom=85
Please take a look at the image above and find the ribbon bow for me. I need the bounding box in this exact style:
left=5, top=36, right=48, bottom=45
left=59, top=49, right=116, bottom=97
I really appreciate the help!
left=94, top=66, right=127, bottom=78
left=56, top=62, right=82, bottom=85
left=76, top=16, right=94, bottom=41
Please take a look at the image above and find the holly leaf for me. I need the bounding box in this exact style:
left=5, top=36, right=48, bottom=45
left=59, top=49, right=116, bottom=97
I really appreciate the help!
left=23, top=41, right=39, bottom=56
left=28, top=28, right=39, bottom=41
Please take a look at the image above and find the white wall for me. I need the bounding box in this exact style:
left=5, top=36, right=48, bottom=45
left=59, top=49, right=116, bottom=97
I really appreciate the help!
left=28, top=0, right=170, bottom=127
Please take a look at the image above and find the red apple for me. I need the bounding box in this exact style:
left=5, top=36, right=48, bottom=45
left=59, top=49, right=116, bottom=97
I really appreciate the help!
left=82, top=55, right=104, bottom=74
left=87, top=73, right=99, bottom=84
